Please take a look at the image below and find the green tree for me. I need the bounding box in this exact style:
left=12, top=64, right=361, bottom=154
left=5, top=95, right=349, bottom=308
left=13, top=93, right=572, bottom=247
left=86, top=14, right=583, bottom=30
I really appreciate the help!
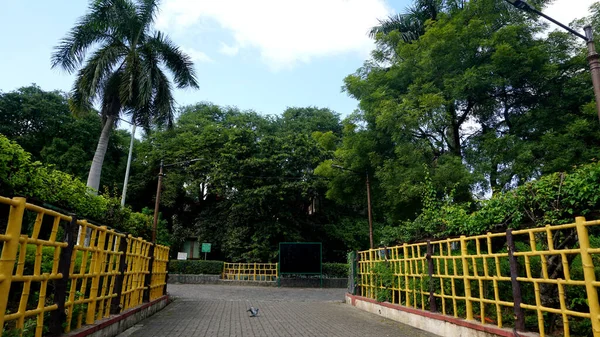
left=51, top=0, right=198, bottom=193
left=0, top=85, right=71, bottom=159
left=327, top=0, right=596, bottom=230
left=0, top=85, right=130, bottom=189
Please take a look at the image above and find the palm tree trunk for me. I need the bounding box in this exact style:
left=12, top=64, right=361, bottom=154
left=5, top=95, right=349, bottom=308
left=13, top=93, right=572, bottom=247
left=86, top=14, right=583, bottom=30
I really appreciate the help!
left=86, top=115, right=116, bottom=193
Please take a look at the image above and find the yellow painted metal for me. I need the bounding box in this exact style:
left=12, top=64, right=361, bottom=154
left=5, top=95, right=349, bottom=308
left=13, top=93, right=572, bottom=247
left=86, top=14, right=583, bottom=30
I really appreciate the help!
left=150, top=244, right=170, bottom=301
left=357, top=218, right=600, bottom=337
left=575, top=216, right=600, bottom=336
left=0, top=197, right=25, bottom=331
left=222, top=262, right=278, bottom=281
left=0, top=196, right=169, bottom=336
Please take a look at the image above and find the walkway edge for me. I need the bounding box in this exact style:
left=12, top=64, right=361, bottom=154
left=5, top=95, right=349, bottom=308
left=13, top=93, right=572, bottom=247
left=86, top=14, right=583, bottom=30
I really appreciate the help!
left=64, top=295, right=169, bottom=337
left=345, top=294, right=539, bottom=337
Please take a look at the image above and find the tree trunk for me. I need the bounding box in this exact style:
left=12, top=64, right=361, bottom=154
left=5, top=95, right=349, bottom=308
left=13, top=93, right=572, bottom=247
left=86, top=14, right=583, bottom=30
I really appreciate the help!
left=86, top=115, right=116, bottom=193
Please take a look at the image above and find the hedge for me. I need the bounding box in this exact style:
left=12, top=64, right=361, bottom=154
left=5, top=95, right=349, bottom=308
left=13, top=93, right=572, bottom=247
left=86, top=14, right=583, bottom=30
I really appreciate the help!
left=0, top=134, right=169, bottom=245
left=322, top=263, right=348, bottom=278
left=168, top=260, right=225, bottom=275
left=167, top=260, right=349, bottom=278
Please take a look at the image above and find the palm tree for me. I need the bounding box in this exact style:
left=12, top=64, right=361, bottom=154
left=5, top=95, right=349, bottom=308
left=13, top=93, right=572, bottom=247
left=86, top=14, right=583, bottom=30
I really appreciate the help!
left=52, top=0, right=199, bottom=193
left=369, top=0, right=463, bottom=42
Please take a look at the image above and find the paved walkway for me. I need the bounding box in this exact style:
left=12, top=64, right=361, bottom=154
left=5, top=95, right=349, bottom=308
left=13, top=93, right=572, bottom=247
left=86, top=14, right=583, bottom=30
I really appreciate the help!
left=118, top=284, right=438, bottom=337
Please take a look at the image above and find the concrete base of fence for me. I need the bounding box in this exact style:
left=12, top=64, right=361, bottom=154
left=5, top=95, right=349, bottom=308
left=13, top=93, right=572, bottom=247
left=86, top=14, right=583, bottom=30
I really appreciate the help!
left=345, top=294, right=539, bottom=337
left=279, top=278, right=347, bottom=288
left=63, top=296, right=169, bottom=337
left=168, top=274, right=221, bottom=284
left=219, top=280, right=277, bottom=287
left=168, top=274, right=347, bottom=288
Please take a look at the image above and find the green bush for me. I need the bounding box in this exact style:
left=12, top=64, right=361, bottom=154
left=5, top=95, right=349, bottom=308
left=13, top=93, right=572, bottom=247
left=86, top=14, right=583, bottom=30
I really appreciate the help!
left=0, top=135, right=170, bottom=245
left=322, top=263, right=348, bottom=278
left=168, top=260, right=224, bottom=275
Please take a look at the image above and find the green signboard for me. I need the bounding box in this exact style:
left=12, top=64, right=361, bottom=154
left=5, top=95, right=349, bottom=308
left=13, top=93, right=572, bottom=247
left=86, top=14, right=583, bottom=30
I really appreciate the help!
left=201, top=243, right=211, bottom=253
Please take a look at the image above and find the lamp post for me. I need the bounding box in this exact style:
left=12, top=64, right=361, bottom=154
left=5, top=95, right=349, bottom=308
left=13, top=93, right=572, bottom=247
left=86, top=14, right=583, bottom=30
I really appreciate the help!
left=505, top=0, right=600, bottom=121
left=152, top=158, right=202, bottom=244
left=121, top=122, right=136, bottom=207
left=332, top=164, right=374, bottom=249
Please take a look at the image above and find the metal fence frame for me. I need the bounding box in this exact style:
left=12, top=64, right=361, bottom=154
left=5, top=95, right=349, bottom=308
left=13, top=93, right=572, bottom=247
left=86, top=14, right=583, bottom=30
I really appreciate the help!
left=357, top=216, right=600, bottom=337
left=0, top=196, right=170, bottom=337
left=222, top=262, right=278, bottom=281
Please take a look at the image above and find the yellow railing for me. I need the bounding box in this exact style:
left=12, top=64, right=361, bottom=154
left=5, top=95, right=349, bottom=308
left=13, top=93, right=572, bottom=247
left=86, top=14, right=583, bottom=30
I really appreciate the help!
left=222, top=262, right=278, bottom=281
left=357, top=216, right=600, bottom=337
left=0, top=196, right=170, bottom=336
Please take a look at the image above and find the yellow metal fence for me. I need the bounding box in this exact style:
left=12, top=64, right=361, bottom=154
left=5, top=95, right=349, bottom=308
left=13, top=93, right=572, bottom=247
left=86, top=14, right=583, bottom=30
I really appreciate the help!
left=222, top=262, right=278, bottom=281
left=357, top=216, right=600, bottom=337
left=0, top=196, right=170, bottom=336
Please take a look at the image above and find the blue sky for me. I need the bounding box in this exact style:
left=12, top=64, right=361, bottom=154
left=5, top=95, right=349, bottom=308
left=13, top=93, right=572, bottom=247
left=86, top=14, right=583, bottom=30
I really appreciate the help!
left=0, top=0, right=595, bottom=119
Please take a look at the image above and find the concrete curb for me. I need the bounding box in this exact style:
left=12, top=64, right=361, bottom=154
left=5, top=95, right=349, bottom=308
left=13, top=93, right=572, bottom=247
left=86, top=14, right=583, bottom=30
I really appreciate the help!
left=168, top=274, right=348, bottom=288
left=346, top=294, right=539, bottom=337
left=63, top=296, right=169, bottom=337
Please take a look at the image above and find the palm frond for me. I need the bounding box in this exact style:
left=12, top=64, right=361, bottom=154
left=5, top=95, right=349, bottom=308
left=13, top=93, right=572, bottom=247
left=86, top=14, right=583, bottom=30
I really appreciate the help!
left=138, top=0, right=160, bottom=28
left=51, top=0, right=120, bottom=73
left=78, top=42, right=128, bottom=98
left=148, top=31, right=199, bottom=89
left=368, top=0, right=443, bottom=41
left=101, top=70, right=123, bottom=120
left=138, top=43, right=159, bottom=109
left=120, top=52, right=141, bottom=108
left=68, top=81, right=94, bottom=117
left=152, top=65, right=175, bottom=127
left=369, top=13, right=425, bottom=42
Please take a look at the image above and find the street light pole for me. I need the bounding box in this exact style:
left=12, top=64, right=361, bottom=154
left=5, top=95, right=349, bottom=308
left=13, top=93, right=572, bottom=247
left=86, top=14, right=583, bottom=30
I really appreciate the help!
left=152, top=160, right=164, bottom=244
left=505, top=0, right=600, bottom=121
left=332, top=164, right=374, bottom=249
left=121, top=123, right=136, bottom=207
left=585, top=26, right=600, bottom=121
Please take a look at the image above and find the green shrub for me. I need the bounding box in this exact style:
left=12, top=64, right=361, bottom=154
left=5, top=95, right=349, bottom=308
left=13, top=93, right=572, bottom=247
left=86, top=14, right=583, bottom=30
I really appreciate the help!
left=322, top=263, right=348, bottom=278
left=0, top=135, right=170, bottom=245
left=168, top=260, right=224, bottom=275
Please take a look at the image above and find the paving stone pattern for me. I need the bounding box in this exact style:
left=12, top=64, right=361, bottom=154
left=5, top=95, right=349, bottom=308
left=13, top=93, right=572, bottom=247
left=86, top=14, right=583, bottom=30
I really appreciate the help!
left=118, top=284, right=439, bottom=337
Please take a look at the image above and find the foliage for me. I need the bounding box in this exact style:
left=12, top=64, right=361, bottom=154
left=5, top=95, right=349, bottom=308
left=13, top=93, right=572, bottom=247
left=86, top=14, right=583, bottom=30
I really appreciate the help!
left=377, top=161, right=600, bottom=244
left=168, top=260, right=224, bottom=275
left=324, top=0, right=599, bottom=234
left=126, top=103, right=355, bottom=261
left=371, top=262, right=395, bottom=302
left=0, top=134, right=167, bottom=244
left=322, top=263, right=348, bottom=278
left=0, top=85, right=131, bottom=191
left=51, top=0, right=198, bottom=191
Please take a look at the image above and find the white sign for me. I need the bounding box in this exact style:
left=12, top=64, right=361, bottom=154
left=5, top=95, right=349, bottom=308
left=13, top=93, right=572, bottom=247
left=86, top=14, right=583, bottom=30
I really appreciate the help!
left=177, top=252, right=188, bottom=260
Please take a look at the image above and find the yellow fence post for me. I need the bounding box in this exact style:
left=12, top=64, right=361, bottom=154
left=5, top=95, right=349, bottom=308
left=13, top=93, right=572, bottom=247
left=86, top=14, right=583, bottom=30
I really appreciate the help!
left=575, top=217, right=600, bottom=337
left=0, top=197, right=25, bottom=332
left=86, top=226, right=107, bottom=324
left=460, top=236, right=473, bottom=321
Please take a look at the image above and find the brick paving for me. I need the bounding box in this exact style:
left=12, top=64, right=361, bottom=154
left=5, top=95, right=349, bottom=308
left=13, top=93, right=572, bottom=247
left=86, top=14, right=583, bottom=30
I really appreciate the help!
left=118, top=284, right=439, bottom=337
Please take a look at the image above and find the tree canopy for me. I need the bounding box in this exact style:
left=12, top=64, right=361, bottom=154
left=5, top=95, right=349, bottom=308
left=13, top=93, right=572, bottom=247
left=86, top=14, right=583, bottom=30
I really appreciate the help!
left=2, top=0, right=600, bottom=263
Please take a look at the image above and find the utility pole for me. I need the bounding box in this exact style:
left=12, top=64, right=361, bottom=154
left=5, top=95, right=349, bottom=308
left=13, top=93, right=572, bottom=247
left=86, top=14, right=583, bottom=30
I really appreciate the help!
left=332, top=164, right=374, bottom=249
left=365, top=171, right=374, bottom=249
left=152, top=160, right=164, bottom=244
left=151, top=158, right=202, bottom=244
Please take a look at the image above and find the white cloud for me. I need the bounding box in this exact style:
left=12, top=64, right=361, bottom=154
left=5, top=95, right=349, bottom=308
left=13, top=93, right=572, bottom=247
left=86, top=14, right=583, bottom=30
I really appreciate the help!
left=156, top=0, right=392, bottom=70
left=219, top=42, right=239, bottom=56
left=181, top=47, right=213, bottom=63
left=544, top=0, right=595, bottom=29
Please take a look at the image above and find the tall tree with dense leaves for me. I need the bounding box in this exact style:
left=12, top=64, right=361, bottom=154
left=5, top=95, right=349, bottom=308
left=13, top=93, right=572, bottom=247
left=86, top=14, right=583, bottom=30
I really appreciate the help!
left=0, top=85, right=71, bottom=159
left=51, top=0, right=199, bottom=192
